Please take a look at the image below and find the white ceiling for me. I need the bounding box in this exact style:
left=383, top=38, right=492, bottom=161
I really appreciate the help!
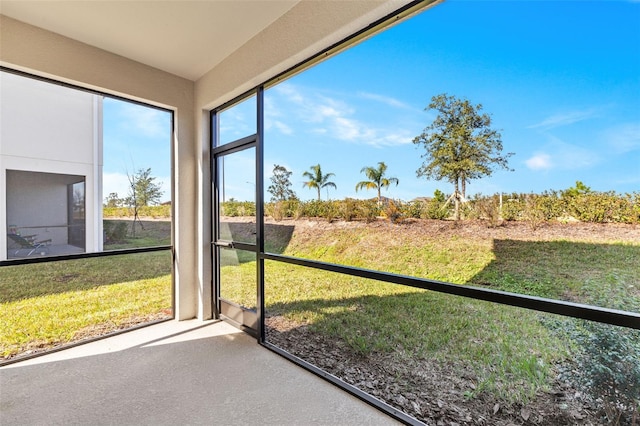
left=0, top=1, right=300, bottom=81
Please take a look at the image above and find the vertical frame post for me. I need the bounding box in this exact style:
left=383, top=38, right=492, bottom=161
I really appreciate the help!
left=256, top=86, right=266, bottom=343
left=210, top=110, right=220, bottom=320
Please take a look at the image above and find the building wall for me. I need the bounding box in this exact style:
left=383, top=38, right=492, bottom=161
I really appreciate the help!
left=1, top=72, right=97, bottom=163
left=0, top=14, right=197, bottom=319
left=0, top=72, right=101, bottom=260
left=0, top=1, right=410, bottom=320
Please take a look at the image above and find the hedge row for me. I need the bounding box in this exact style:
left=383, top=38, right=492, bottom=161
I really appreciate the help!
left=104, top=191, right=639, bottom=224
left=491, top=191, right=639, bottom=224
left=249, top=191, right=640, bottom=224
left=103, top=205, right=171, bottom=218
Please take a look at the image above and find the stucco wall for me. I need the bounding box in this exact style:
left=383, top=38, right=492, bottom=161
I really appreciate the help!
left=1, top=72, right=97, bottom=163
left=192, top=0, right=413, bottom=321
left=0, top=0, right=415, bottom=321
left=0, top=14, right=198, bottom=320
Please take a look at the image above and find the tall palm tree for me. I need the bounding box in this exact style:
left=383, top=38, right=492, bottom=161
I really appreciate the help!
left=355, top=161, right=399, bottom=204
left=302, top=164, right=337, bottom=200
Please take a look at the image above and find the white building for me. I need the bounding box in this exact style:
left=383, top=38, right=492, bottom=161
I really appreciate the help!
left=0, top=72, right=103, bottom=260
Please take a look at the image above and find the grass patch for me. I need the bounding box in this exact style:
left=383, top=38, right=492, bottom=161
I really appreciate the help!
left=103, top=219, right=171, bottom=250
left=262, top=261, right=566, bottom=403
left=4, top=218, right=638, bottom=409
left=257, top=221, right=639, bottom=405
left=0, top=251, right=172, bottom=359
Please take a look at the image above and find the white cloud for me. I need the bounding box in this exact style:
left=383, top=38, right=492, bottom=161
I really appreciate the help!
left=265, top=119, right=293, bottom=135
left=552, top=140, right=599, bottom=170
left=117, top=102, right=170, bottom=138
left=270, top=83, right=415, bottom=147
left=602, top=123, right=640, bottom=153
left=528, top=108, right=598, bottom=130
left=525, top=135, right=599, bottom=172
left=525, top=153, right=553, bottom=170
left=357, top=92, right=411, bottom=109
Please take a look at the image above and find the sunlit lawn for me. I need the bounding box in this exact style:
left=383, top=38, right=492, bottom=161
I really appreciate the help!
left=0, top=251, right=172, bottom=359
left=220, top=225, right=639, bottom=403
left=3, top=217, right=638, bottom=404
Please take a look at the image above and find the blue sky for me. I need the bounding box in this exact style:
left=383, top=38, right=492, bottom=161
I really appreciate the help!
left=105, top=0, right=640, bottom=203
left=103, top=99, right=172, bottom=202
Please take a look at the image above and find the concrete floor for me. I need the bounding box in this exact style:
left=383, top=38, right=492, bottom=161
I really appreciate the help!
left=1, top=319, right=400, bottom=425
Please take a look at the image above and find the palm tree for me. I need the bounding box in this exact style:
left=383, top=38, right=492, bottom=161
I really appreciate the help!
left=302, top=164, right=337, bottom=200
left=355, top=161, right=399, bottom=204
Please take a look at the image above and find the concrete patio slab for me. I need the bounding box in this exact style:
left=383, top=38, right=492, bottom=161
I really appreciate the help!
left=1, top=319, right=400, bottom=425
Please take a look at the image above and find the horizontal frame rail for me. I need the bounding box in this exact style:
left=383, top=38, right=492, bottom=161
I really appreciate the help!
left=262, top=253, right=640, bottom=330
left=0, top=245, right=172, bottom=267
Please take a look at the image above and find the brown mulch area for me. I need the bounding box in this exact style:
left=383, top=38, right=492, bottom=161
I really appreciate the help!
left=262, top=218, right=639, bottom=425
left=266, top=316, right=597, bottom=426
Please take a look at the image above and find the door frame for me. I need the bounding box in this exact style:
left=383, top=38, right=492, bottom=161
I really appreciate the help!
left=210, top=88, right=265, bottom=340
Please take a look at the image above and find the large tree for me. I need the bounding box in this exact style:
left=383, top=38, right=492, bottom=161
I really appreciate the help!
left=355, top=161, right=399, bottom=204
left=302, top=164, right=337, bottom=200
left=268, top=164, right=297, bottom=202
left=413, top=93, right=513, bottom=220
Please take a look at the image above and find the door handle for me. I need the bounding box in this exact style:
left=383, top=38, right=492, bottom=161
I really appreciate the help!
left=214, top=241, right=234, bottom=248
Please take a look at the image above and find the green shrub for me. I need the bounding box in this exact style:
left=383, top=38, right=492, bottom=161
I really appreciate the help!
left=103, top=220, right=128, bottom=243
left=521, top=195, right=549, bottom=231
left=501, top=196, right=524, bottom=221
left=299, top=200, right=327, bottom=218
left=421, top=199, right=450, bottom=220
left=324, top=201, right=340, bottom=223
left=266, top=201, right=286, bottom=221
left=400, top=200, right=425, bottom=219
left=358, top=199, right=380, bottom=223
left=472, top=195, right=502, bottom=227
left=383, top=200, right=404, bottom=223
left=561, top=322, right=640, bottom=424
left=534, top=191, right=564, bottom=220
left=565, top=192, right=631, bottom=223
left=103, top=205, right=171, bottom=219
left=103, top=207, right=132, bottom=218
left=138, top=204, right=171, bottom=218
left=337, top=198, right=359, bottom=222
left=459, top=201, right=474, bottom=220
left=260, top=190, right=640, bottom=225
left=221, top=200, right=256, bottom=217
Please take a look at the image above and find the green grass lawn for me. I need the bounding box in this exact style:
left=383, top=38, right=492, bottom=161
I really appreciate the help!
left=219, top=220, right=639, bottom=404
left=3, top=218, right=638, bottom=409
left=0, top=251, right=172, bottom=359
